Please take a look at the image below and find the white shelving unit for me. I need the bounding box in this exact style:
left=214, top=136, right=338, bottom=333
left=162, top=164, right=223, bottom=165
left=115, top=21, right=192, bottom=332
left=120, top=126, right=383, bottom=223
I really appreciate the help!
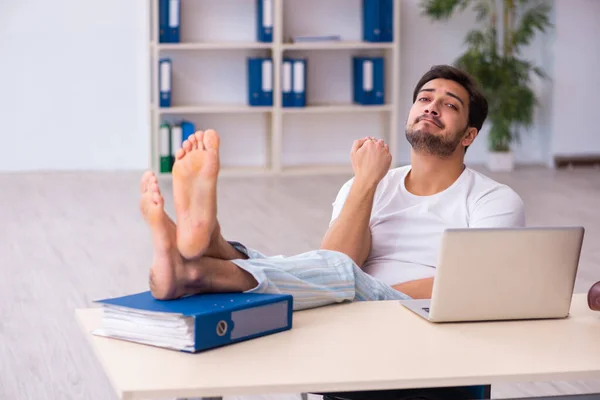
left=149, top=0, right=401, bottom=177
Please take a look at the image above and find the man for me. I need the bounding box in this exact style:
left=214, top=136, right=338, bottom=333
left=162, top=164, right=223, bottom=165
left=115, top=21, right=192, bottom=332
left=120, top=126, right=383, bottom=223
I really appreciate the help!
left=139, top=65, right=525, bottom=309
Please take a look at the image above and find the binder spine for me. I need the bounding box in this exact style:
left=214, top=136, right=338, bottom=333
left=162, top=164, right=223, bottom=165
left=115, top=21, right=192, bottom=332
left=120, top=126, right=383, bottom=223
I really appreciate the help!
left=362, top=0, right=381, bottom=42
left=257, top=0, right=273, bottom=42
left=248, top=58, right=272, bottom=106
left=181, top=121, right=195, bottom=142
left=159, top=0, right=169, bottom=43
left=353, top=57, right=384, bottom=105
left=373, top=57, right=385, bottom=104
left=159, top=58, right=172, bottom=108
left=168, top=0, right=181, bottom=43
left=292, top=59, right=306, bottom=107
left=192, top=296, right=293, bottom=352
left=282, top=59, right=293, bottom=107
left=380, top=0, right=393, bottom=42
left=262, top=59, right=273, bottom=106
left=171, top=124, right=183, bottom=170
left=159, top=123, right=172, bottom=173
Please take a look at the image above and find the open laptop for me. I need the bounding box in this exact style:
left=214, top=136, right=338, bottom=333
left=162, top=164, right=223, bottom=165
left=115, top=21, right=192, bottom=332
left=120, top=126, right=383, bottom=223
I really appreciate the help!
left=398, top=226, right=585, bottom=323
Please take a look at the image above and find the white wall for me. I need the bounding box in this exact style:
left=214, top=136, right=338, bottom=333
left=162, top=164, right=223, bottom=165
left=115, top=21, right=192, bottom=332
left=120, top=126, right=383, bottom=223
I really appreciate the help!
left=0, top=0, right=149, bottom=172
left=0, top=0, right=596, bottom=172
left=549, top=0, right=600, bottom=158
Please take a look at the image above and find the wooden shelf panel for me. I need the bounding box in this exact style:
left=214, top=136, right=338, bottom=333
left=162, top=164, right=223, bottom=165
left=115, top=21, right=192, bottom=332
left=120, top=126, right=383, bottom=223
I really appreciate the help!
left=153, top=42, right=272, bottom=50
left=282, top=104, right=392, bottom=114
left=157, top=105, right=272, bottom=114
left=281, top=41, right=395, bottom=51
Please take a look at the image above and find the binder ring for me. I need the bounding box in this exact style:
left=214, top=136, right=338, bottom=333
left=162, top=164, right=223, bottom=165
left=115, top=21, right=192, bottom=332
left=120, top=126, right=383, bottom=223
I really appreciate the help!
left=216, top=320, right=228, bottom=336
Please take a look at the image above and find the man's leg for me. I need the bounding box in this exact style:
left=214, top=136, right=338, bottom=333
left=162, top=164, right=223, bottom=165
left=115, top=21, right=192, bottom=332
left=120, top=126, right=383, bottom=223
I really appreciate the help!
left=141, top=129, right=410, bottom=307
left=140, top=171, right=409, bottom=308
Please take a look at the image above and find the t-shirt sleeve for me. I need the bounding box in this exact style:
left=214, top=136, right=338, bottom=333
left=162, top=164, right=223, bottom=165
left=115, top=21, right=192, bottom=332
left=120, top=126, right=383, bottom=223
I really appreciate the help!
left=469, top=185, right=526, bottom=228
left=329, top=178, right=354, bottom=227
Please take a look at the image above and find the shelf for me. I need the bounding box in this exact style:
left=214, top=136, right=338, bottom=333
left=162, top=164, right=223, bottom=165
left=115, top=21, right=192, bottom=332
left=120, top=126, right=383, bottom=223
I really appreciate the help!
left=157, top=105, right=272, bottom=114
left=153, top=41, right=272, bottom=51
left=282, top=104, right=392, bottom=114
left=281, top=41, right=395, bottom=51
left=149, top=0, right=401, bottom=176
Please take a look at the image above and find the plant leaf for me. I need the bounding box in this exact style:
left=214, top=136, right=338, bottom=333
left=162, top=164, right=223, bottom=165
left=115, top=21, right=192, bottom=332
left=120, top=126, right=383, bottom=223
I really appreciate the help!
left=511, top=2, right=552, bottom=52
left=473, top=0, right=492, bottom=22
left=420, top=0, right=471, bottom=20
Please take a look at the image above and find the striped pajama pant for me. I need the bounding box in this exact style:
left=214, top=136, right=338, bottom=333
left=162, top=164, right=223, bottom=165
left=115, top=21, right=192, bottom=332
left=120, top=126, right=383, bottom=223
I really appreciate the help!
left=228, top=242, right=411, bottom=311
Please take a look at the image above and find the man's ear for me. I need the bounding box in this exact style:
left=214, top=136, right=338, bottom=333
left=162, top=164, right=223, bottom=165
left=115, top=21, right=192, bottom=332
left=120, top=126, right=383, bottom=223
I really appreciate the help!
left=462, top=127, right=478, bottom=147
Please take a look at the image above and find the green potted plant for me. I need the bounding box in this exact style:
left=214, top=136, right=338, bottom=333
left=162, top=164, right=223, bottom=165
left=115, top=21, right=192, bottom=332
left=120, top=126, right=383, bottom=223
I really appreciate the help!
left=421, top=0, right=552, bottom=171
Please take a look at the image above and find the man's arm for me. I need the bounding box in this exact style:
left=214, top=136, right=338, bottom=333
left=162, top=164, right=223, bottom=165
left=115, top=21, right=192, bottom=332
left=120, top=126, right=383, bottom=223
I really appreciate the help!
left=320, top=179, right=377, bottom=268
left=320, top=137, right=391, bottom=268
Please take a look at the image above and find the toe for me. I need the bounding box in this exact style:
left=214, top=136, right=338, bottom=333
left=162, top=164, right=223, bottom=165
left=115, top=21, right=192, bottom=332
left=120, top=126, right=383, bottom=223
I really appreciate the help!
left=182, top=139, right=192, bottom=153
left=188, top=135, right=198, bottom=150
left=140, top=170, right=153, bottom=193
left=195, top=131, right=205, bottom=150
left=203, top=129, right=220, bottom=150
left=175, top=148, right=185, bottom=160
left=152, top=191, right=163, bottom=205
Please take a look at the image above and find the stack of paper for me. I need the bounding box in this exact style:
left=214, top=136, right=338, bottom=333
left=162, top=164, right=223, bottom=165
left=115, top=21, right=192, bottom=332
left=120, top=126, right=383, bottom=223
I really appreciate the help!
left=292, top=35, right=341, bottom=43
left=92, top=291, right=293, bottom=353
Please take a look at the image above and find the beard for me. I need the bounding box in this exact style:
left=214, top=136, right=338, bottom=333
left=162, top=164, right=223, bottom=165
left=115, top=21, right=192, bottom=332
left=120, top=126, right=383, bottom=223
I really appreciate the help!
left=405, top=121, right=467, bottom=157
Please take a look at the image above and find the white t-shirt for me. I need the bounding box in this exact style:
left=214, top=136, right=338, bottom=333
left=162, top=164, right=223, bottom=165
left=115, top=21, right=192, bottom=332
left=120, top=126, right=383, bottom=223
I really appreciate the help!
left=329, top=165, right=526, bottom=286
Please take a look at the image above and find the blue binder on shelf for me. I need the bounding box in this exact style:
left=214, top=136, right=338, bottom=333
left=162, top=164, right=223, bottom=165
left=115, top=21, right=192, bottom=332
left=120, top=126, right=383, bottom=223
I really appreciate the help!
left=257, top=0, right=273, bottom=42
left=281, top=59, right=294, bottom=107
left=159, top=0, right=181, bottom=43
left=353, top=57, right=385, bottom=105
left=362, top=0, right=393, bottom=42
left=381, top=0, right=393, bottom=42
left=181, top=120, right=195, bottom=141
left=247, top=58, right=273, bottom=106
left=159, top=0, right=169, bottom=43
left=159, top=58, right=172, bottom=108
left=93, top=291, right=294, bottom=353
left=292, top=59, right=307, bottom=107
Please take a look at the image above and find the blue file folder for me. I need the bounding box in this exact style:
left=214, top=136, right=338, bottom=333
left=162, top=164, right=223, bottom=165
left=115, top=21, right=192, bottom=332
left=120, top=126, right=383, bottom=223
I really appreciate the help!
left=363, top=0, right=381, bottom=42
left=292, top=59, right=307, bottom=107
left=159, top=58, right=172, bottom=108
left=282, top=59, right=294, bottom=107
left=363, top=0, right=393, bottom=42
left=257, top=0, right=273, bottom=42
left=159, top=0, right=181, bottom=43
left=380, top=0, right=393, bottom=42
left=93, top=291, right=293, bottom=353
left=248, top=58, right=273, bottom=106
left=353, top=57, right=384, bottom=105
left=159, top=0, right=169, bottom=43
left=181, top=120, right=195, bottom=141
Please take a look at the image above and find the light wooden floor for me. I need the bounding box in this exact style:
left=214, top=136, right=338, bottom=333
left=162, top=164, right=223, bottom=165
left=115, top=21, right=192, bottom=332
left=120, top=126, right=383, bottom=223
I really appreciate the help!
left=1, top=166, right=600, bottom=400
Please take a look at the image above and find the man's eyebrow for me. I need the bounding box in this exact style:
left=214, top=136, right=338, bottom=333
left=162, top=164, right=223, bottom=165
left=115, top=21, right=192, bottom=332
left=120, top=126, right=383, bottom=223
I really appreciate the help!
left=418, top=88, right=465, bottom=106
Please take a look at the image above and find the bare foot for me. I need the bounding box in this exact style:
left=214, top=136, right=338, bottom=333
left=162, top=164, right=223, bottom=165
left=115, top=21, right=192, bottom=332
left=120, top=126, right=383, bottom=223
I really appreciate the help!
left=140, top=171, right=209, bottom=299
left=172, top=129, right=220, bottom=260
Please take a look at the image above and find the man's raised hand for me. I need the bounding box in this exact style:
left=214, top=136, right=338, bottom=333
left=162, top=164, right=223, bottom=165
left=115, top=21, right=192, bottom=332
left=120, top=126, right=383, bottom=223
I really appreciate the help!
left=350, top=136, right=392, bottom=187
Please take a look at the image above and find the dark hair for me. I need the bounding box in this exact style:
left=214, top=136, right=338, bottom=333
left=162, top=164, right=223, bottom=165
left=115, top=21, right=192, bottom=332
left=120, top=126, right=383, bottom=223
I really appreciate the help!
left=412, top=64, right=488, bottom=134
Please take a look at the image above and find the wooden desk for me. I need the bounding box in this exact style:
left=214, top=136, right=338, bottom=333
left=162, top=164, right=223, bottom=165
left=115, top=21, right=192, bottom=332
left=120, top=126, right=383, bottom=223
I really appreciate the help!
left=75, top=294, right=600, bottom=400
